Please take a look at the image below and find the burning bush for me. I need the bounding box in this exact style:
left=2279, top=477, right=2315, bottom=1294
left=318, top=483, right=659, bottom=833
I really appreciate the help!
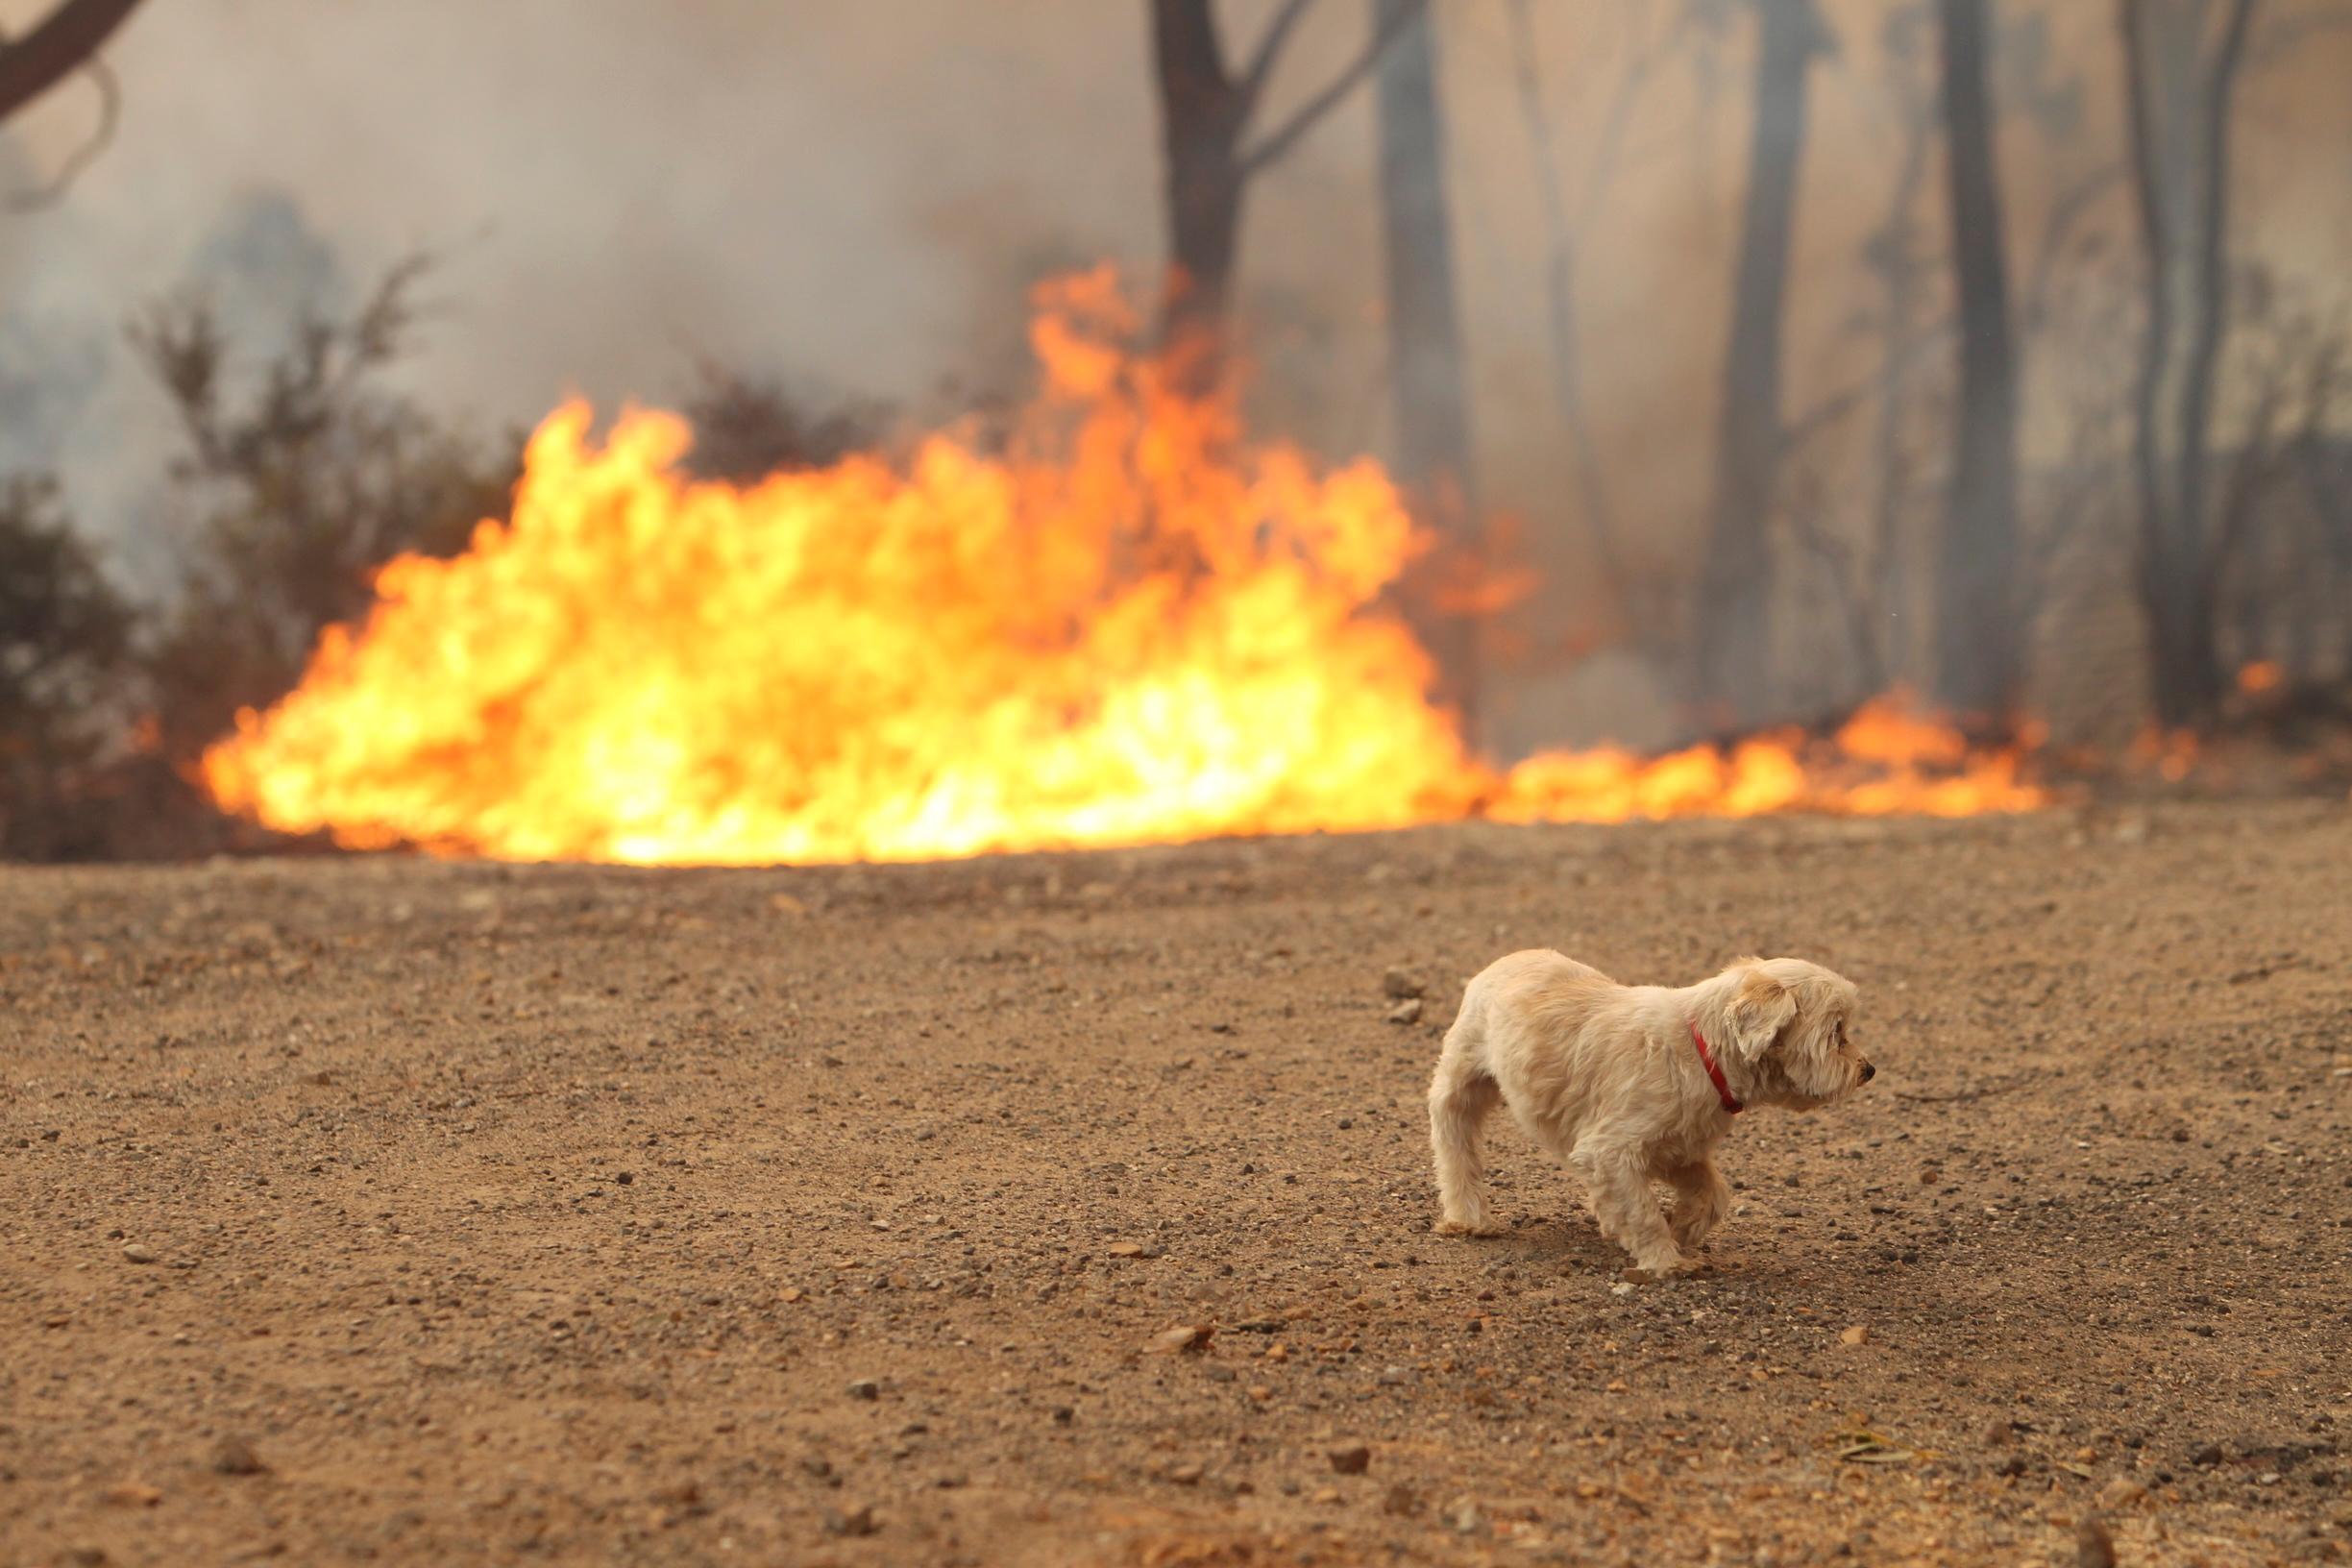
left=129, top=257, right=523, bottom=768
left=676, top=360, right=892, bottom=484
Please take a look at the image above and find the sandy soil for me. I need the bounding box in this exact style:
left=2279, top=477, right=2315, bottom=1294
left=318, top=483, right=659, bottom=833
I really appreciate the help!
left=4, top=802, right=2349, bottom=1567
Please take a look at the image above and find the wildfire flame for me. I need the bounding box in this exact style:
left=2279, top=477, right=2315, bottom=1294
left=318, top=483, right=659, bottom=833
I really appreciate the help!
left=201, top=269, right=2044, bottom=867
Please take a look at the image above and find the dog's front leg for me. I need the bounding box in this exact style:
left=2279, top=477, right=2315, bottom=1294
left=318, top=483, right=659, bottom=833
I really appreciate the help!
left=1571, top=1139, right=1691, bottom=1277
left=1666, top=1161, right=1730, bottom=1252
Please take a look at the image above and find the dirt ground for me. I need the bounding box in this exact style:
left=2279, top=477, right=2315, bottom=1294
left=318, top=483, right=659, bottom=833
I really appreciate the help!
left=3, top=801, right=2349, bottom=1568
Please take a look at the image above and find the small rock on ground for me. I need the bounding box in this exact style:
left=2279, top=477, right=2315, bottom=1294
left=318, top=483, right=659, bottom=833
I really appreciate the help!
left=210, top=1437, right=266, bottom=1476
left=824, top=1505, right=879, bottom=1537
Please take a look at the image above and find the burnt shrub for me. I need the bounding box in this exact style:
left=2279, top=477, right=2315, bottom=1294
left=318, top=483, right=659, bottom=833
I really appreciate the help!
left=0, top=476, right=135, bottom=858
left=130, top=256, right=522, bottom=767
left=676, top=358, right=890, bottom=482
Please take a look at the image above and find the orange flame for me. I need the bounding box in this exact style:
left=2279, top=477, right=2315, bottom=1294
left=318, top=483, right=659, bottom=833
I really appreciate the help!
left=201, top=270, right=2044, bottom=867
left=1487, top=696, right=2041, bottom=825
left=2129, top=725, right=2200, bottom=784
left=2237, top=659, right=2284, bottom=696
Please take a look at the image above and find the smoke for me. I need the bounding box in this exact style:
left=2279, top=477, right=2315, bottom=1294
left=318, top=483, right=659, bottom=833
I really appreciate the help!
left=2, top=1, right=1668, bottom=527
left=181, top=188, right=347, bottom=353
left=0, top=0, right=2344, bottom=723
left=0, top=0, right=1174, bottom=555
left=0, top=306, right=103, bottom=478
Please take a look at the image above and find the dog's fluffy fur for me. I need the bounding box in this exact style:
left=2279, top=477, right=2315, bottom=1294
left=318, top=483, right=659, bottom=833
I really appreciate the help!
left=1429, top=953, right=1873, bottom=1276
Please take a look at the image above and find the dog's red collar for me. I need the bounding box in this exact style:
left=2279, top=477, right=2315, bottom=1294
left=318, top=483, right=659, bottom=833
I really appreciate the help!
left=1689, top=1019, right=1744, bottom=1115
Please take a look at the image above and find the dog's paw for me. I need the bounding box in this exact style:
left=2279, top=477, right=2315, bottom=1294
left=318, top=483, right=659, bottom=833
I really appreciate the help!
left=1434, top=1216, right=1507, bottom=1238
left=1621, top=1256, right=1698, bottom=1284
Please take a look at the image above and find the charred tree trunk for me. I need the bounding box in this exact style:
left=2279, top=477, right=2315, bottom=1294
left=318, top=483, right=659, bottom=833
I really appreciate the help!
left=1864, top=101, right=1932, bottom=689
left=1696, top=0, right=1825, bottom=725
left=1372, top=0, right=1480, bottom=729
left=1149, top=0, right=1422, bottom=396
left=1932, top=0, right=2022, bottom=720
left=1373, top=0, right=1474, bottom=502
left=2119, top=0, right=2256, bottom=729
left=1504, top=0, right=1629, bottom=606
left=1150, top=0, right=1250, bottom=392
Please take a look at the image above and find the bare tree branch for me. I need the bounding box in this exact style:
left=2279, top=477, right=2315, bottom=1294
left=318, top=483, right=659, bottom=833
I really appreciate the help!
left=2212, top=303, right=2340, bottom=579
left=1791, top=156, right=2121, bottom=461
left=1238, top=0, right=1423, bottom=175
left=5, top=55, right=115, bottom=211
left=1237, top=0, right=1318, bottom=112
left=1784, top=319, right=1952, bottom=458
left=2247, top=0, right=2352, bottom=68
left=2020, top=159, right=2122, bottom=331
left=1569, top=1, right=1681, bottom=237
left=1784, top=499, right=1889, bottom=694
left=1498, top=0, right=1695, bottom=628
left=1504, top=0, right=1628, bottom=601
left=0, top=0, right=145, bottom=126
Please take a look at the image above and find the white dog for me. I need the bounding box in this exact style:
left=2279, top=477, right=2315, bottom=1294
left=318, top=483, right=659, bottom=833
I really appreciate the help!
left=1428, top=953, right=1874, bottom=1277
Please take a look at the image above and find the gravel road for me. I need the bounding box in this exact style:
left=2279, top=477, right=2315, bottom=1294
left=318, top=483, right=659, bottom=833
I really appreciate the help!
left=4, top=801, right=2348, bottom=1565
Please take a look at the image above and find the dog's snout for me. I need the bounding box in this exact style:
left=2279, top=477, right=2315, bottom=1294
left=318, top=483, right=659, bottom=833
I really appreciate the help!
left=1860, top=1061, right=1876, bottom=1084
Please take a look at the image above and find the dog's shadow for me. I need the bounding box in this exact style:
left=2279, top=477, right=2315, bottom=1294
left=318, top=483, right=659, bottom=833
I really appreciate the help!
left=1446, top=1216, right=1826, bottom=1295
left=1465, top=1214, right=1620, bottom=1269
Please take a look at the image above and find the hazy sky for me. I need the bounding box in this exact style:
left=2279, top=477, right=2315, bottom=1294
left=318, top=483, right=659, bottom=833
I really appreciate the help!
left=0, top=1, right=1177, bottom=551
left=3, top=0, right=2346, bottom=710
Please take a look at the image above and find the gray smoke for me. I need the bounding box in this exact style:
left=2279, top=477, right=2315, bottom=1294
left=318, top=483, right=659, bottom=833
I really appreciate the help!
left=0, top=0, right=2342, bottom=738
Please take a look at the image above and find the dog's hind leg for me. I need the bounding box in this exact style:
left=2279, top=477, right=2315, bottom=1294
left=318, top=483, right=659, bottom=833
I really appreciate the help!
left=1665, top=1160, right=1730, bottom=1252
left=1429, top=1030, right=1504, bottom=1236
left=1571, top=1137, right=1691, bottom=1277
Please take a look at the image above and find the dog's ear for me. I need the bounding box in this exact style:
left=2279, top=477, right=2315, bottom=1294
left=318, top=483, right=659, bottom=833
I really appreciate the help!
left=1726, top=966, right=1798, bottom=1063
